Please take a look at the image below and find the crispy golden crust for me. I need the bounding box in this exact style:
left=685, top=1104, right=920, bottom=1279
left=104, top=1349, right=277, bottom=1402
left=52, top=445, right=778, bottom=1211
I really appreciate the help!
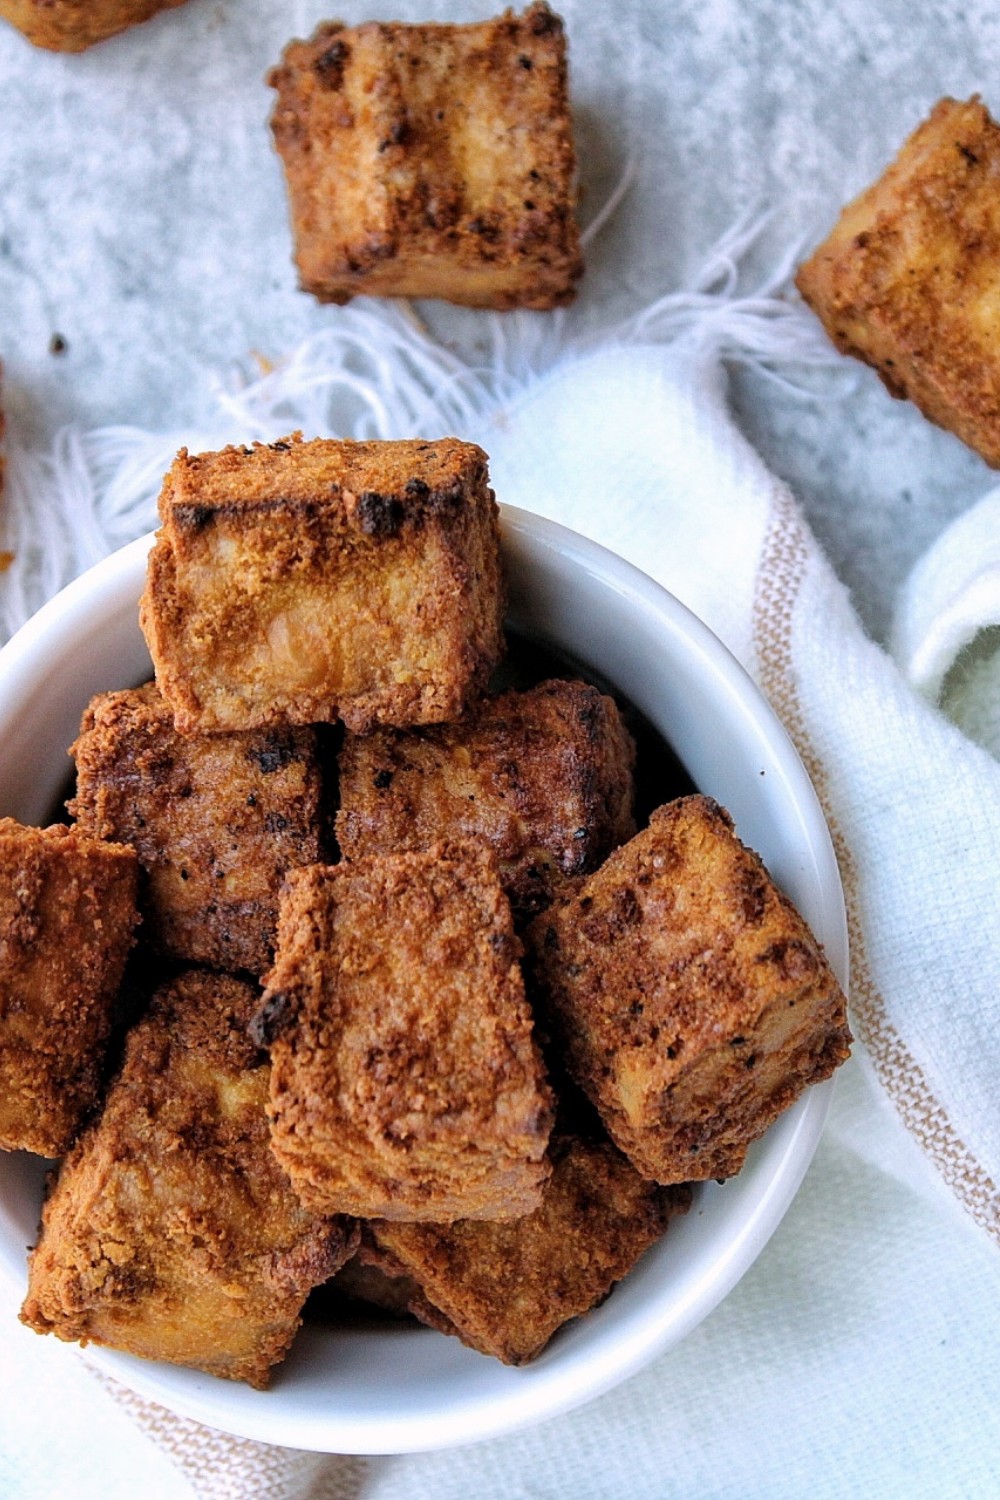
left=0, top=0, right=187, bottom=51
left=268, top=3, right=582, bottom=310
left=0, top=819, right=138, bottom=1157
left=140, top=435, right=505, bottom=735
left=797, top=96, right=1000, bottom=467
left=336, top=678, right=636, bottom=922
left=69, top=682, right=324, bottom=976
left=361, top=1136, right=691, bottom=1364
left=255, top=845, right=554, bottom=1222
left=526, top=796, right=851, bottom=1184
left=20, top=970, right=356, bottom=1389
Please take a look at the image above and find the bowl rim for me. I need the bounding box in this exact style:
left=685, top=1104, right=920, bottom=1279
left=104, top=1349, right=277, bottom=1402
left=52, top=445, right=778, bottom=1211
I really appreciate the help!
left=0, top=507, right=849, bottom=1453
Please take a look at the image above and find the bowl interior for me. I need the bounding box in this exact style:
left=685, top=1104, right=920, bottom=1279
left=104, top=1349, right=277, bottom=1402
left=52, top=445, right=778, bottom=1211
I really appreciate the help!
left=0, top=507, right=847, bottom=1454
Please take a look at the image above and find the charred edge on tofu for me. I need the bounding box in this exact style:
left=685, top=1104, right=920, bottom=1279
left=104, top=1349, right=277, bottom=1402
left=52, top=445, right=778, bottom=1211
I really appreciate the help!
left=249, top=989, right=297, bottom=1048
left=171, top=478, right=476, bottom=537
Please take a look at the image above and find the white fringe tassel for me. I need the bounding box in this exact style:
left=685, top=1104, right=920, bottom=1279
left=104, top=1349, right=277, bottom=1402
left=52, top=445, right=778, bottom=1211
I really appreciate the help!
left=0, top=209, right=844, bottom=645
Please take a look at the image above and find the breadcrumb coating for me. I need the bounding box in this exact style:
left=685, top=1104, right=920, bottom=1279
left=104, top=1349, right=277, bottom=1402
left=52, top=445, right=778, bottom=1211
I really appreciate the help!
left=797, top=95, right=1000, bottom=467
left=140, top=435, right=505, bottom=735
left=0, top=0, right=188, bottom=52
left=359, top=1135, right=691, bottom=1364
left=268, top=4, right=582, bottom=309
left=527, top=796, right=851, bottom=1183
left=336, top=678, right=636, bottom=922
left=255, top=844, right=554, bottom=1221
left=0, top=818, right=138, bottom=1157
left=70, top=681, right=325, bottom=976
left=20, top=969, right=356, bottom=1388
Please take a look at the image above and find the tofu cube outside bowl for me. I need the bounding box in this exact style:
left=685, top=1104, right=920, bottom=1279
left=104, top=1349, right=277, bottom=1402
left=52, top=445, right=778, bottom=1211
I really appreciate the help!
left=0, top=505, right=848, bottom=1454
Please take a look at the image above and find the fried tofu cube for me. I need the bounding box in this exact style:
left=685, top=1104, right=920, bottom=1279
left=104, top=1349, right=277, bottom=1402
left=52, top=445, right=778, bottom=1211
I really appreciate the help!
left=797, top=96, right=1000, bottom=467
left=20, top=970, right=356, bottom=1389
left=527, top=796, right=851, bottom=1184
left=140, top=435, right=505, bottom=735
left=68, top=682, right=325, bottom=976
left=0, top=819, right=138, bottom=1158
left=253, top=844, right=553, bottom=1222
left=0, top=0, right=187, bottom=52
left=357, top=1137, right=691, bottom=1364
left=336, top=678, right=636, bottom=922
left=268, top=3, right=582, bottom=310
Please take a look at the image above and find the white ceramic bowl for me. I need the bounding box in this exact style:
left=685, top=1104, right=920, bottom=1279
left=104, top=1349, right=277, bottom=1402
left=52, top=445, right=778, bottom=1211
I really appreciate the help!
left=0, top=507, right=848, bottom=1454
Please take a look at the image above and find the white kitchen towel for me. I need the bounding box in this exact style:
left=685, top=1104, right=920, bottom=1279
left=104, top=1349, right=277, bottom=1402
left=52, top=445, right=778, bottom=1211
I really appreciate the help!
left=2, top=258, right=1000, bottom=1496
left=893, top=488, right=1000, bottom=758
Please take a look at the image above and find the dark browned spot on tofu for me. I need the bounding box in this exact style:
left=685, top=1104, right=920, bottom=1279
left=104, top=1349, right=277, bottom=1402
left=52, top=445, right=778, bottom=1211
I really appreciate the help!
left=735, top=866, right=768, bottom=925
left=612, top=886, right=642, bottom=927
left=314, top=39, right=349, bottom=88
left=250, top=989, right=296, bottom=1047
left=757, top=937, right=814, bottom=981
left=177, top=503, right=215, bottom=532
left=355, top=491, right=405, bottom=536
left=379, top=119, right=412, bottom=152
left=248, top=735, right=298, bottom=774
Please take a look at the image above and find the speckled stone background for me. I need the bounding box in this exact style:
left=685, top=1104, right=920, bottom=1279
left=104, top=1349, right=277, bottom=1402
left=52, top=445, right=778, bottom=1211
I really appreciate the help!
left=1, top=0, right=997, bottom=647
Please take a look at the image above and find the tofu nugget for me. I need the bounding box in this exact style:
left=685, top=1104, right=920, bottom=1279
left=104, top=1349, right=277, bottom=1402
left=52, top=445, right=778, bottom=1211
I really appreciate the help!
left=268, top=4, right=582, bottom=310
left=0, top=818, right=138, bottom=1158
left=253, top=845, right=554, bottom=1222
left=337, top=679, right=636, bottom=922
left=358, top=1137, right=691, bottom=1364
left=527, top=796, right=851, bottom=1184
left=20, top=970, right=356, bottom=1389
left=140, top=435, right=505, bottom=735
left=69, top=682, right=325, bottom=976
left=797, top=96, right=1000, bottom=467
left=0, top=0, right=187, bottom=52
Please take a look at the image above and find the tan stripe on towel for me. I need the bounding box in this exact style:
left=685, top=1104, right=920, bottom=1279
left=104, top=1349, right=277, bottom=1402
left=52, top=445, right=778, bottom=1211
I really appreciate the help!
left=89, top=1364, right=369, bottom=1500
left=752, top=485, right=1000, bottom=1247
